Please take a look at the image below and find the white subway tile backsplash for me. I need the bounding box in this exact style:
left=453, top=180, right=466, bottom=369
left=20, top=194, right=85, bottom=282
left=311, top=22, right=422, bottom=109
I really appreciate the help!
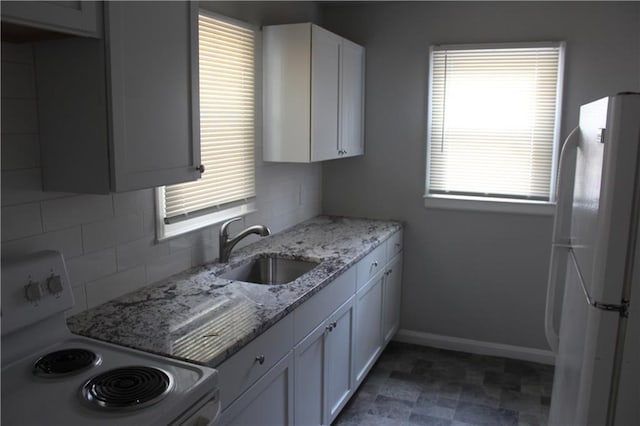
left=116, top=236, right=169, bottom=271
left=190, top=241, right=219, bottom=266
left=1, top=169, right=71, bottom=206
left=65, top=284, right=88, bottom=318
left=1, top=203, right=42, bottom=241
left=85, top=266, right=147, bottom=309
left=41, top=194, right=113, bottom=232
left=1, top=99, right=38, bottom=134
left=145, top=248, right=192, bottom=285
left=113, top=189, right=154, bottom=216
left=81, top=220, right=116, bottom=253
left=114, top=212, right=145, bottom=244
left=142, top=208, right=156, bottom=237
left=1, top=134, right=40, bottom=170
left=82, top=212, right=144, bottom=253
left=1, top=227, right=83, bottom=259
left=66, top=249, right=117, bottom=286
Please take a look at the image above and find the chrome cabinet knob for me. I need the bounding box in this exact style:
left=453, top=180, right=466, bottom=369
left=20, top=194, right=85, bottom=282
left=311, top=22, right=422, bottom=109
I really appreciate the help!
left=255, top=355, right=265, bottom=365
left=196, top=164, right=205, bottom=173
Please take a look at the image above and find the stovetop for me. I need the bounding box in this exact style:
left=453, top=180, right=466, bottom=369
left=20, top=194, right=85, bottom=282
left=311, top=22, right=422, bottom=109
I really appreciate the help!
left=1, top=336, right=218, bottom=425
left=1, top=251, right=219, bottom=426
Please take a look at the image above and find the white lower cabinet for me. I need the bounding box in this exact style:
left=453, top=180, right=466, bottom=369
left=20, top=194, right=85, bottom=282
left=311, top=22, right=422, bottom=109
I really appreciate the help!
left=382, top=254, right=403, bottom=344
left=294, top=296, right=355, bottom=426
left=219, top=230, right=403, bottom=425
left=219, top=351, right=294, bottom=426
left=325, top=298, right=355, bottom=423
left=294, top=321, right=326, bottom=426
left=353, top=270, right=385, bottom=385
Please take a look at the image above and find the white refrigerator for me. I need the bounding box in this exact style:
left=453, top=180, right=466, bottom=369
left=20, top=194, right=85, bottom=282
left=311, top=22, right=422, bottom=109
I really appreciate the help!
left=545, top=92, right=640, bottom=425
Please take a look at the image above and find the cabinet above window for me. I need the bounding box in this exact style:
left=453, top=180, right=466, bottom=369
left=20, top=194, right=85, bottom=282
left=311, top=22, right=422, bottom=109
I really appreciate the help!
left=32, top=1, right=201, bottom=194
left=1, top=0, right=103, bottom=40
left=263, top=23, right=365, bottom=163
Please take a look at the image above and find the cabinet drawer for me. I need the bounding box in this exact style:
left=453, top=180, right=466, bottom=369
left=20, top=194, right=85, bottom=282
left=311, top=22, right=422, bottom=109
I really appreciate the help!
left=293, top=266, right=356, bottom=343
left=386, top=230, right=403, bottom=262
left=356, top=244, right=385, bottom=290
left=217, top=315, right=294, bottom=409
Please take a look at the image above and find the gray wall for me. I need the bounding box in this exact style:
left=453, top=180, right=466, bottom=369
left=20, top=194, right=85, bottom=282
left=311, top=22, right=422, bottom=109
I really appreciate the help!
left=321, top=1, right=640, bottom=350
left=1, top=2, right=323, bottom=316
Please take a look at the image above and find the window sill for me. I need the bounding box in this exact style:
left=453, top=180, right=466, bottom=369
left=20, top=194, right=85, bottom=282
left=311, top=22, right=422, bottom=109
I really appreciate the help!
left=423, top=194, right=555, bottom=216
left=155, top=189, right=256, bottom=241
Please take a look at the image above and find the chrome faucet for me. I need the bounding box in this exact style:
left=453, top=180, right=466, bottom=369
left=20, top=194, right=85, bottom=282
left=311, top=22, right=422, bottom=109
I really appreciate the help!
left=219, top=217, right=271, bottom=263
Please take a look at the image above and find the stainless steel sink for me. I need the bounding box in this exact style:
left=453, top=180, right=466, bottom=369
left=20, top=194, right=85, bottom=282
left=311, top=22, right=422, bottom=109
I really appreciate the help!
left=220, top=255, right=320, bottom=285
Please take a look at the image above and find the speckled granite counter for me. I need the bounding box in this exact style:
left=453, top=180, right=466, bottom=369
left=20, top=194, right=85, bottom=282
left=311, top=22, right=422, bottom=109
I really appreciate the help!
left=67, top=216, right=402, bottom=368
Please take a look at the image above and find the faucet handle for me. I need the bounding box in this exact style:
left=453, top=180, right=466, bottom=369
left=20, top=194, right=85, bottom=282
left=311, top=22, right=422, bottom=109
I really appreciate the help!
left=220, top=217, right=243, bottom=237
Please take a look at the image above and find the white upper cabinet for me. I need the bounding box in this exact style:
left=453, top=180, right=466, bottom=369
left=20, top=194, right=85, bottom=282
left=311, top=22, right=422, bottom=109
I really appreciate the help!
left=34, top=1, right=201, bottom=194
left=1, top=0, right=103, bottom=38
left=339, top=38, right=365, bottom=158
left=310, top=25, right=341, bottom=162
left=263, top=23, right=365, bottom=163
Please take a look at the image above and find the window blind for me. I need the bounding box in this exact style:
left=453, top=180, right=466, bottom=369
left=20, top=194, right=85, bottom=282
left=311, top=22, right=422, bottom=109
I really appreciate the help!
left=164, top=13, right=255, bottom=223
left=428, top=44, right=563, bottom=201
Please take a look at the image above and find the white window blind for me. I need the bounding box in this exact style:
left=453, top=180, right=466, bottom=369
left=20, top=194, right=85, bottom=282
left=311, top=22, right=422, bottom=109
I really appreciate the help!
left=163, top=12, right=255, bottom=223
left=427, top=43, right=564, bottom=202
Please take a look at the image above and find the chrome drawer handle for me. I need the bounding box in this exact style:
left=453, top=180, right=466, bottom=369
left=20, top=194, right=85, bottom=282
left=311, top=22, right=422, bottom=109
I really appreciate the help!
left=255, top=355, right=265, bottom=365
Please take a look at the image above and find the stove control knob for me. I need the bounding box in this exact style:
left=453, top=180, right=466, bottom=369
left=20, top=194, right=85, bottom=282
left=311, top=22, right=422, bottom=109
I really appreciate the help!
left=25, top=281, right=44, bottom=302
left=47, top=275, right=64, bottom=294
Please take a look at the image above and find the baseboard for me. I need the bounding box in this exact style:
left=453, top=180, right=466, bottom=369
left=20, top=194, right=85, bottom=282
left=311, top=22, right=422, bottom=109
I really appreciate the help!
left=394, top=328, right=556, bottom=365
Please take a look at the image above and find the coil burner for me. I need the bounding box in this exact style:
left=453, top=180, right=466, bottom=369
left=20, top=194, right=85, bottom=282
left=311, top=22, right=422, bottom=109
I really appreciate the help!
left=81, top=366, right=174, bottom=410
left=33, top=348, right=101, bottom=378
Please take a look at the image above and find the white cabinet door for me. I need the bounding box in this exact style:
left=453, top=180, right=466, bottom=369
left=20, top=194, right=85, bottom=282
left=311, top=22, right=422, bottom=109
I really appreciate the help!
left=106, top=1, right=201, bottom=192
left=294, top=321, right=327, bottom=426
left=33, top=1, right=201, bottom=194
left=354, top=270, right=384, bottom=385
left=294, top=296, right=355, bottom=426
left=339, top=39, right=365, bottom=158
left=326, top=297, right=355, bottom=424
left=220, top=351, right=294, bottom=426
left=310, top=25, right=341, bottom=162
left=1, top=0, right=102, bottom=38
left=382, top=254, right=403, bottom=344
left=264, top=23, right=365, bottom=164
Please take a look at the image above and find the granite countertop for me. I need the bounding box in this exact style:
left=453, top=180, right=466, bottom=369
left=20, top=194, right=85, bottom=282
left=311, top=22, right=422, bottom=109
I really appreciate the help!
left=67, top=216, right=402, bottom=367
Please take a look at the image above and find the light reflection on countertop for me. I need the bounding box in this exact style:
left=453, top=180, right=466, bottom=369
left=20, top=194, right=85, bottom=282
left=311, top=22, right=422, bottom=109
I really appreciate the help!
left=67, top=216, right=402, bottom=367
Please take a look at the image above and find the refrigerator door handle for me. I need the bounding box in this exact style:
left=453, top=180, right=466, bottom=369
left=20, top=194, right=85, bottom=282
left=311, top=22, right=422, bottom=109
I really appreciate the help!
left=545, top=126, right=580, bottom=353
left=567, top=248, right=630, bottom=317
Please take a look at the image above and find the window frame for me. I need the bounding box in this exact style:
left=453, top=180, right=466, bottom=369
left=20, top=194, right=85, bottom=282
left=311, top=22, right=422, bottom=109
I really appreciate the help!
left=155, top=10, right=259, bottom=241
left=424, top=41, right=566, bottom=215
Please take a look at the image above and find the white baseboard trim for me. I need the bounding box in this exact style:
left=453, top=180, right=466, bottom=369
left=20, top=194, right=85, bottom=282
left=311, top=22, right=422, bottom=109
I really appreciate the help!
left=394, top=328, right=556, bottom=365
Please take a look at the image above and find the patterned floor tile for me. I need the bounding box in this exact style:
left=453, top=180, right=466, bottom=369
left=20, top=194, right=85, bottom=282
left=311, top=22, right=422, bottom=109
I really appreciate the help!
left=454, top=401, right=519, bottom=426
left=367, top=394, right=415, bottom=421
left=333, top=342, right=553, bottom=426
left=407, top=412, right=454, bottom=426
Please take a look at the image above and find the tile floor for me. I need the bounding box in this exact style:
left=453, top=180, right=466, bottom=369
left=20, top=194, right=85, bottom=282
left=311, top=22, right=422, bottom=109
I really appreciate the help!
left=333, top=342, right=554, bottom=426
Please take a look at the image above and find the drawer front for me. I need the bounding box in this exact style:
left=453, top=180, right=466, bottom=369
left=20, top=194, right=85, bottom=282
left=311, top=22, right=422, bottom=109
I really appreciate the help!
left=217, top=314, right=294, bottom=409
left=386, top=230, right=403, bottom=263
left=293, top=266, right=356, bottom=343
left=356, top=243, right=385, bottom=290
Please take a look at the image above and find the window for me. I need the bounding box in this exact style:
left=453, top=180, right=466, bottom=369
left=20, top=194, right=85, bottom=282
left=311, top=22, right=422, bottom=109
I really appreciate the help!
left=425, top=42, right=565, bottom=214
left=157, top=11, right=256, bottom=239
